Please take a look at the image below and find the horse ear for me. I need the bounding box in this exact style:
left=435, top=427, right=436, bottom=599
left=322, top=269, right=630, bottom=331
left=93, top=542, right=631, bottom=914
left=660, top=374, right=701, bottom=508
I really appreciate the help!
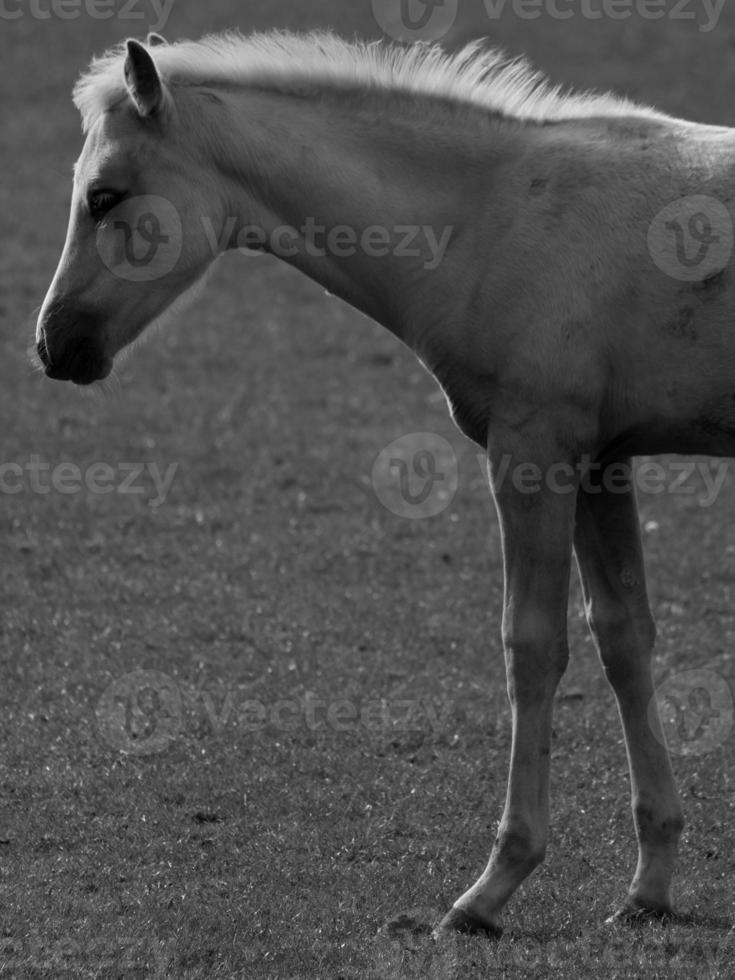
left=147, top=32, right=167, bottom=47
left=124, top=39, right=164, bottom=117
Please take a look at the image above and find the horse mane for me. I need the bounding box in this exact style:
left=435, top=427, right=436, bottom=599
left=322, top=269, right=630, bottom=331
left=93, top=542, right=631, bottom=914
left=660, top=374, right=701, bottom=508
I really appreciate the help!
left=72, top=29, right=665, bottom=133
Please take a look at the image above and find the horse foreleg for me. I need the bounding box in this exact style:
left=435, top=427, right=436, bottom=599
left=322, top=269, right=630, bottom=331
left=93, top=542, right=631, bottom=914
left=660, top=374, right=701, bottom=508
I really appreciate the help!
left=437, top=433, right=577, bottom=936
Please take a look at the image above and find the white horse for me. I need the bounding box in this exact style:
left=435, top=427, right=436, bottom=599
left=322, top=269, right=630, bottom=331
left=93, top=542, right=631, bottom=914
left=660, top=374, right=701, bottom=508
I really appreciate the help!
left=37, top=30, right=734, bottom=936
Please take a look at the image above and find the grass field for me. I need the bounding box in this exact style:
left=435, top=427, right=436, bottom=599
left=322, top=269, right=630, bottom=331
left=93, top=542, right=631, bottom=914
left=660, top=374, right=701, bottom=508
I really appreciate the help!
left=1, top=1, right=735, bottom=977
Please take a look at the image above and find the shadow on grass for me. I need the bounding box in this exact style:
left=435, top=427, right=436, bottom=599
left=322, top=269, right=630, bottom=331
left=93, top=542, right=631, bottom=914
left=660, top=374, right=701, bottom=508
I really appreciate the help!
left=668, top=910, right=734, bottom=932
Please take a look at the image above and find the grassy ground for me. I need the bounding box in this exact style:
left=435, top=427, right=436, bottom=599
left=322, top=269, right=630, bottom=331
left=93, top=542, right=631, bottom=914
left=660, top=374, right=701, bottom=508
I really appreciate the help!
left=1, top=1, right=734, bottom=977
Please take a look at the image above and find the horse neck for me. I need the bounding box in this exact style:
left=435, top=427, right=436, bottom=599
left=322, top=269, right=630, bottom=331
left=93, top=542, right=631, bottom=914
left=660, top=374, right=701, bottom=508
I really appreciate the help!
left=206, top=84, right=518, bottom=347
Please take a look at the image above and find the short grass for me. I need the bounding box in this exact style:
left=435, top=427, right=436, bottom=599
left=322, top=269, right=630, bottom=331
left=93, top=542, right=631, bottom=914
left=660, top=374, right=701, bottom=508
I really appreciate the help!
left=1, top=1, right=734, bottom=977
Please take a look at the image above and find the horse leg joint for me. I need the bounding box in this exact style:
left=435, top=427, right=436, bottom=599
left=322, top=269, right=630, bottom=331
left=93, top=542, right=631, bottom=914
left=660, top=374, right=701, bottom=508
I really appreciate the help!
left=633, top=800, right=685, bottom=847
left=494, top=820, right=547, bottom=873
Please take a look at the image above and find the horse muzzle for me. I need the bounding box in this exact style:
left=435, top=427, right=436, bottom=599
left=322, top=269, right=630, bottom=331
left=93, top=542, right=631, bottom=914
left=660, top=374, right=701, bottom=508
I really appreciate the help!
left=36, top=332, right=113, bottom=386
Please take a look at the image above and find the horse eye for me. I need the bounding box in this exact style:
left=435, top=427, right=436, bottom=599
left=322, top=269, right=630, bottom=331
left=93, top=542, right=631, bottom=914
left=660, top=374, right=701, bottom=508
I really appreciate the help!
left=88, top=190, right=123, bottom=221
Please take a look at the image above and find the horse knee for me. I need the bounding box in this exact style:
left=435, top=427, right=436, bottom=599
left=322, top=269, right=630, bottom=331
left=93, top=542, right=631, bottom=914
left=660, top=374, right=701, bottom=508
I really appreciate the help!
left=586, top=599, right=656, bottom=679
left=633, top=800, right=684, bottom=848
left=502, top=621, right=570, bottom=700
left=495, top=820, right=547, bottom=873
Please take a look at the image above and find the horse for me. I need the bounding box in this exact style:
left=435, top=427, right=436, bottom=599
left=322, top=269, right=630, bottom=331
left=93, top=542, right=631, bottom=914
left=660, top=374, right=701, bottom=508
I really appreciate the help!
left=36, top=29, right=735, bottom=937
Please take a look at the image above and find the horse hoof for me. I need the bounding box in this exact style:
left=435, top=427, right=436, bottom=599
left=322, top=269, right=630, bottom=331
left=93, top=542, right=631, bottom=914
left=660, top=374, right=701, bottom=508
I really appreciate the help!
left=605, top=903, right=676, bottom=927
left=433, top=907, right=503, bottom=939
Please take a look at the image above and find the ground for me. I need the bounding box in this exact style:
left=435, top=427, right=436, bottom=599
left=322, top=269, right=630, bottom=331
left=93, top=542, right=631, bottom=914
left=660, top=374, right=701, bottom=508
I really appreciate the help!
left=1, top=1, right=734, bottom=977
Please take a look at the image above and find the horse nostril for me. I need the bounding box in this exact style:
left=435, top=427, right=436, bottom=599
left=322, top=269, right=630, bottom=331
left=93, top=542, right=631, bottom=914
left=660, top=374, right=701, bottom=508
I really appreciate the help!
left=36, top=334, right=50, bottom=367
